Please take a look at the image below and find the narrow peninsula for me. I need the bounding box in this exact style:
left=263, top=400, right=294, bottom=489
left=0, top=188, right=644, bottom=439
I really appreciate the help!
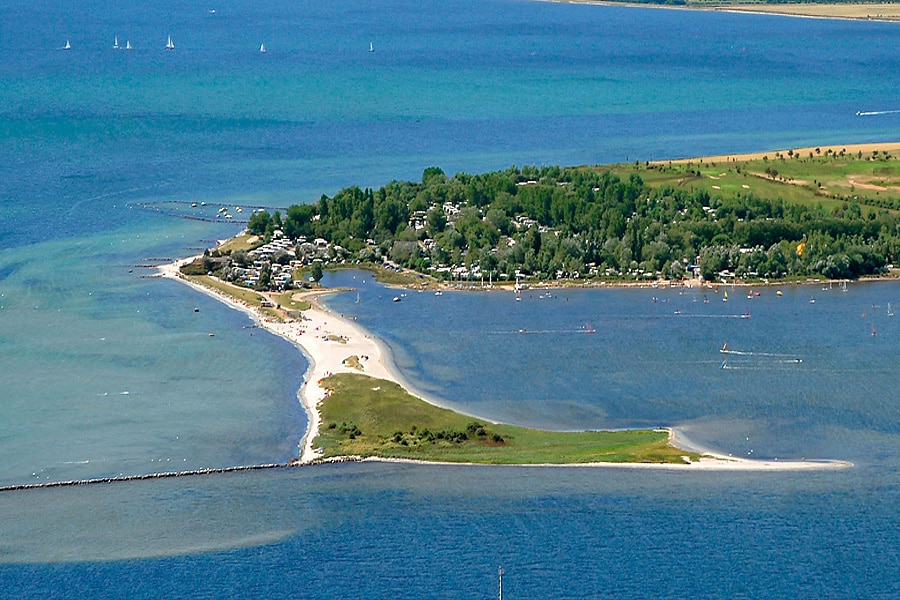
left=157, top=144, right=888, bottom=470
left=160, top=236, right=853, bottom=470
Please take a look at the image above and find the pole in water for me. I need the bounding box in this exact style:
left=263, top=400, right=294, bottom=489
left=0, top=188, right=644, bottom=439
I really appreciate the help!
left=498, top=566, right=504, bottom=600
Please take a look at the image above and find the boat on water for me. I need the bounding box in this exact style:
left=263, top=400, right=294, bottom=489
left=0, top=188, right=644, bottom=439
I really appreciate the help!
left=64, top=40, right=71, bottom=50
left=369, top=41, right=374, bottom=52
left=259, top=43, right=266, bottom=53
left=165, top=35, right=175, bottom=50
left=125, top=40, right=132, bottom=50
left=114, top=36, right=120, bottom=50
left=888, top=303, right=894, bottom=317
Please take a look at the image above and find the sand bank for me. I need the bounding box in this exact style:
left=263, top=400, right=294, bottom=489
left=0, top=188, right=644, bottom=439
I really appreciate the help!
left=160, top=258, right=850, bottom=471
left=660, top=141, right=900, bottom=165
left=555, top=1, right=900, bottom=22
left=159, top=258, right=400, bottom=463
left=715, top=3, right=900, bottom=22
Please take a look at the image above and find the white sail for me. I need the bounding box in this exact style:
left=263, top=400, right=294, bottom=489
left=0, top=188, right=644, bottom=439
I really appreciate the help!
left=165, top=35, right=175, bottom=50
left=125, top=40, right=132, bottom=50
left=64, top=40, right=71, bottom=50
left=369, top=41, right=374, bottom=52
left=259, top=43, right=266, bottom=53
left=114, top=36, right=120, bottom=49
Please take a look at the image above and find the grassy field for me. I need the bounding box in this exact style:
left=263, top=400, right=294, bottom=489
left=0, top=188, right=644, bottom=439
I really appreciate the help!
left=215, top=233, right=260, bottom=254
left=271, top=290, right=311, bottom=313
left=605, top=150, right=900, bottom=215
left=332, top=264, right=441, bottom=288
left=185, top=274, right=289, bottom=320
left=187, top=274, right=265, bottom=306
left=313, top=373, right=698, bottom=464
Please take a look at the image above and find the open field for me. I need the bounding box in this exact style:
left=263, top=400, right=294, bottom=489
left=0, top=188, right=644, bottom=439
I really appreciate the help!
left=601, top=144, right=900, bottom=214
left=712, top=3, right=900, bottom=21
left=314, top=373, right=698, bottom=464
left=215, top=233, right=260, bottom=254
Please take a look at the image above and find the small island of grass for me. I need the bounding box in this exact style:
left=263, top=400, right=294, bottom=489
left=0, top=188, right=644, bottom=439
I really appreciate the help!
left=311, top=372, right=699, bottom=464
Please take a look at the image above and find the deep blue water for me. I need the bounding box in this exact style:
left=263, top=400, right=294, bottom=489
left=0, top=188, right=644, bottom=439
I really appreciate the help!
left=0, top=0, right=899, bottom=597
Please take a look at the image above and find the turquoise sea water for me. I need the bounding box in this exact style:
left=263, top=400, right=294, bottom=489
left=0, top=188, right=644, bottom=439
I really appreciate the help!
left=1, top=0, right=899, bottom=596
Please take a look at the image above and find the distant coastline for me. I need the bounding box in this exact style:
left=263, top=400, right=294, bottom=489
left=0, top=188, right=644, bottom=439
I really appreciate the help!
left=553, top=1, right=900, bottom=22
left=659, top=141, right=900, bottom=165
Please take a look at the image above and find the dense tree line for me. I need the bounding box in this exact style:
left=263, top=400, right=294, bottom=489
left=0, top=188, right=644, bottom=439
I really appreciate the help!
left=247, top=165, right=900, bottom=282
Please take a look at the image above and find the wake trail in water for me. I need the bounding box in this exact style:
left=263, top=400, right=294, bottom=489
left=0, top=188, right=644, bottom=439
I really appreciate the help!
left=856, top=109, right=900, bottom=116
left=491, top=328, right=595, bottom=335
left=671, top=314, right=751, bottom=319
left=720, top=362, right=802, bottom=371
left=720, top=343, right=801, bottom=360
left=67, top=182, right=173, bottom=217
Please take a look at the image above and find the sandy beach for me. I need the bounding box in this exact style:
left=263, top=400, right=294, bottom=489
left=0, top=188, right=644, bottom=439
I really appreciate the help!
left=557, top=1, right=900, bottom=22
left=159, top=258, right=851, bottom=471
left=660, top=141, right=900, bottom=165
left=158, top=258, right=400, bottom=464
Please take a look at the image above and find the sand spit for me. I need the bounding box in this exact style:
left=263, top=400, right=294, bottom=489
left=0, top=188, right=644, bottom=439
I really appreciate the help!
left=555, top=1, right=900, bottom=23
left=160, top=257, right=851, bottom=472
left=659, top=142, right=900, bottom=165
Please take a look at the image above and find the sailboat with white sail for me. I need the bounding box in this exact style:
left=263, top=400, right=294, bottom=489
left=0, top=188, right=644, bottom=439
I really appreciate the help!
left=125, top=40, right=132, bottom=50
left=63, top=40, right=71, bottom=50
left=114, top=36, right=120, bottom=50
left=259, top=43, right=267, bottom=53
left=165, top=35, right=175, bottom=51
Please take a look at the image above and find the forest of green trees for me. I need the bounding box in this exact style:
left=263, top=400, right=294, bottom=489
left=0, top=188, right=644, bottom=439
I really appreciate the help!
left=245, top=163, right=900, bottom=283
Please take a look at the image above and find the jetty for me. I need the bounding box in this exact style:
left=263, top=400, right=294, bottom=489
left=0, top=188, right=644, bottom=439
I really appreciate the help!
left=0, top=463, right=291, bottom=493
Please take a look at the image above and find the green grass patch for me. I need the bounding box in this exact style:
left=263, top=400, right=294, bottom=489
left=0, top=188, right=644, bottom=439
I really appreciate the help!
left=216, top=233, right=260, bottom=254
left=186, top=275, right=266, bottom=306
left=616, top=152, right=900, bottom=214
left=314, top=373, right=698, bottom=464
left=184, top=275, right=286, bottom=320
left=271, top=290, right=311, bottom=312
left=343, top=264, right=438, bottom=288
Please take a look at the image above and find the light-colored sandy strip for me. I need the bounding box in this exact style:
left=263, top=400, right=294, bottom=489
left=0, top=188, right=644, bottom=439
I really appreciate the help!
left=160, top=258, right=851, bottom=471
left=658, top=142, right=900, bottom=165
left=158, top=257, right=401, bottom=464
left=360, top=456, right=852, bottom=470
left=551, top=1, right=900, bottom=22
